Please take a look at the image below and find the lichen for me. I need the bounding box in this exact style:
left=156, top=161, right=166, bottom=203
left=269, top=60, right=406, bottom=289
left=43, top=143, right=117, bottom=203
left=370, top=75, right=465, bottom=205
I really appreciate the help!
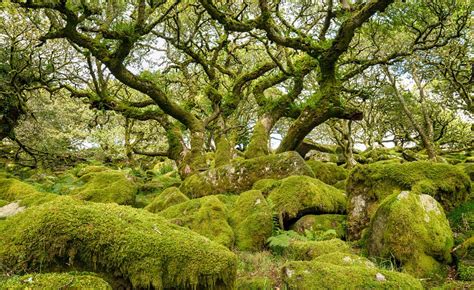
left=144, top=186, right=188, bottom=213
left=0, top=196, right=237, bottom=289
left=159, top=195, right=235, bottom=248
left=2, top=272, right=112, bottom=289
left=282, top=260, right=423, bottom=289
left=290, top=214, right=347, bottom=240
left=365, top=191, right=453, bottom=279
left=305, top=160, right=348, bottom=185
left=347, top=161, right=471, bottom=240
left=230, top=190, right=273, bottom=251
left=267, top=175, right=346, bottom=228
left=180, top=151, right=314, bottom=198
left=72, top=170, right=137, bottom=205
left=283, top=239, right=350, bottom=260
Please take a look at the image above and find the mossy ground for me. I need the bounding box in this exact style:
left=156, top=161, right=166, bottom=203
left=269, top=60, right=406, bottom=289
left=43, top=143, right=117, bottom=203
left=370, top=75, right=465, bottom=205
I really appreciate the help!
left=0, top=196, right=237, bottom=289
left=1, top=272, right=112, bottom=289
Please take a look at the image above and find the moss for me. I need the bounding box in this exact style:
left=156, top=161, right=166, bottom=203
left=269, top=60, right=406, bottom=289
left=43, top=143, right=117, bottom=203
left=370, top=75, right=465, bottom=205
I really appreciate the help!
left=160, top=195, right=235, bottom=248
left=0, top=177, right=57, bottom=207
left=180, top=151, right=314, bottom=198
left=458, top=260, right=474, bottom=281
left=252, top=178, right=281, bottom=197
left=312, top=252, right=376, bottom=268
left=140, top=172, right=182, bottom=194
left=231, top=190, right=273, bottom=251
left=305, top=160, right=348, bottom=185
left=0, top=199, right=9, bottom=207
left=215, top=137, right=233, bottom=167
left=290, top=214, right=347, bottom=239
left=2, top=272, right=111, bottom=289
left=458, top=162, right=474, bottom=181
left=72, top=170, right=137, bottom=205
left=366, top=191, right=453, bottom=278
left=447, top=200, right=473, bottom=245
left=454, top=236, right=474, bottom=281
left=144, top=187, right=188, bottom=213
left=267, top=175, right=346, bottom=228
left=432, top=280, right=474, bottom=289
left=235, top=277, right=273, bottom=290
left=0, top=196, right=237, bottom=289
left=282, top=260, right=423, bottom=289
left=283, top=239, right=350, bottom=260
left=347, top=161, right=471, bottom=240
left=361, top=147, right=403, bottom=163
left=76, top=165, right=110, bottom=177
left=245, top=122, right=269, bottom=159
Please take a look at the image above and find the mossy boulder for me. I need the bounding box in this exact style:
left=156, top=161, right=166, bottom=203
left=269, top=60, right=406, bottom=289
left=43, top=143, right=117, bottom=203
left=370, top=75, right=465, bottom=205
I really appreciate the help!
left=145, top=186, right=189, bottom=213
left=305, top=160, right=348, bottom=185
left=2, top=273, right=111, bottom=289
left=290, top=214, right=346, bottom=239
left=283, top=239, right=350, bottom=260
left=231, top=190, right=273, bottom=251
left=72, top=170, right=137, bottom=205
left=252, top=178, right=281, bottom=197
left=0, top=197, right=237, bottom=289
left=180, top=151, right=314, bottom=198
left=347, top=161, right=471, bottom=240
left=159, top=195, right=235, bottom=248
left=366, top=191, right=453, bottom=278
left=312, top=252, right=376, bottom=268
left=458, top=162, right=474, bottom=181
left=281, top=260, right=423, bottom=289
left=244, top=122, right=269, bottom=159
left=267, top=175, right=346, bottom=228
left=0, top=176, right=57, bottom=207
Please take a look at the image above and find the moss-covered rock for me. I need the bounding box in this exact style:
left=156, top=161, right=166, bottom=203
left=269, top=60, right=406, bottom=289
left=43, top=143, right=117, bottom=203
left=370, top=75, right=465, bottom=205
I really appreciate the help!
left=267, top=175, right=346, bottom=228
left=252, top=178, right=281, bottom=197
left=305, top=160, right=348, bottom=185
left=215, top=137, right=233, bottom=167
left=180, top=151, right=314, bottom=198
left=366, top=191, right=453, bottom=278
left=347, top=161, right=471, bottom=240
left=2, top=272, right=111, bottom=289
left=159, top=195, right=235, bottom=248
left=281, top=260, right=423, bottom=289
left=231, top=190, right=273, bottom=251
left=312, top=252, right=376, bottom=268
left=283, top=239, right=350, bottom=260
left=72, top=170, right=137, bottom=205
left=0, top=197, right=237, bottom=289
left=76, top=165, right=110, bottom=177
left=244, top=122, right=269, bottom=159
left=0, top=176, right=57, bottom=207
left=458, top=162, right=474, bottom=181
left=144, top=186, right=189, bottom=213
left=290, top=214, right=346, bottom=239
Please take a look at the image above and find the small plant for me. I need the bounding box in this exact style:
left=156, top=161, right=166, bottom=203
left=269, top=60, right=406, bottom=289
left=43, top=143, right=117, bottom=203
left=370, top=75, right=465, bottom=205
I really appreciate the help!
left=266, top=230, right=306, bottom=255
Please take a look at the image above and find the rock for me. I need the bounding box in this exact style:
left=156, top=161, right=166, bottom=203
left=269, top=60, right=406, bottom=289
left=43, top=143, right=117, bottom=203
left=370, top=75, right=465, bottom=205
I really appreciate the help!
left=1, top=273, right=111, bottom=289
left=290, top=214, right=346, bottom=239
left=305, top=160, right=348, bottom=185
left=0, top=197, right=237, bottom=289
left=145, top=186, right=189, bottom=213
left=231, top=190, right=273, bottom=251
left=283, top=239, right=350, bottom=260
left=312, top=252, right=376, bottom=268
left=0, top=176, right=57, bottom=206
left=267, top=175, right=346, bottom=228
left=252, top=178, right=281, bottom=197
left=0, top=201, right=25, bottom=219
left=281, top=260, right=423, bottom=289
left=72, top=170, right=137, bottom=205
left=180, top=151, right=314, bottom=198
left=159, top=195, right=235, bottom=248
left=347, top=161, right=471, bottom=240
left=366, top=191, right=453, bottom=278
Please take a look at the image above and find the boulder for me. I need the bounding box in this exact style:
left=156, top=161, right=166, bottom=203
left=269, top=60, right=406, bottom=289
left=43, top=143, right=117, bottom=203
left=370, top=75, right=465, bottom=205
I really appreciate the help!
left=290, top=214, right=346, bottom=240
left=159, top=195, right=235, bottom=248
left=366, top=191, right=453, bottom=278
left=145, top=186, right=189, bottom=213
left=267, top=175, right=346, bottom=228
left=0, top=197, right=237, bottom=289
left=281, top=260, right=423, bottom=289
left=2, top=273, right=111, bottom=289
left=72, top=170, right=137, bottom=205
left=0, top=176, right=57, bottom=207
left=305, top=160, right=348, bottom=185
left=312, top=252, right=376, bottom=268
left=252, top=178, right=281, bottom=197
left=283, top=239, right=350, bottom=260
left=347, top=161, right=471, bottom=240
left=230, top=190, right=273, bottom=251
left=180, top=151, right=314, bottom=198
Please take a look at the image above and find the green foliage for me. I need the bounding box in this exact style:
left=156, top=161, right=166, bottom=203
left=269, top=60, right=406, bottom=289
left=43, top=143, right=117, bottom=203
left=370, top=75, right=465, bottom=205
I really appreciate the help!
left=0, top=196, right=237, bottom=289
